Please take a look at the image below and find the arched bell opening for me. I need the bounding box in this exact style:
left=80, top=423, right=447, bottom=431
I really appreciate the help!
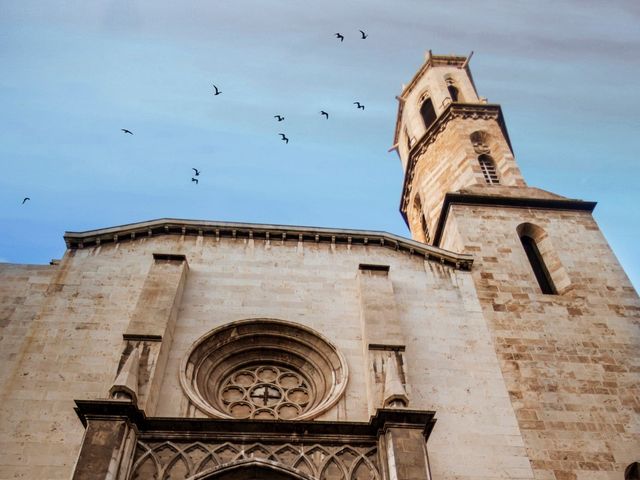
left=420, top=97, right=437, bottom=129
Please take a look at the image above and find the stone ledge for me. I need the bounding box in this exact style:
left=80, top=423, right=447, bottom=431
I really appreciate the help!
left=74, top=400, right=436, bottom=441
left=63, top=218, right=474, bottom=270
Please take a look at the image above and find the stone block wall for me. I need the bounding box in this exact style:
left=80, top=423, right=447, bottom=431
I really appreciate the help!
left=0, top=249, right=151, bottom=479
left=441, top=204, right=640, bottom=480
left=0, top=232, right=533, bottom=480
left=407, top=116, right=523, bottom=243
left=0, top=263, right=56, bottom=395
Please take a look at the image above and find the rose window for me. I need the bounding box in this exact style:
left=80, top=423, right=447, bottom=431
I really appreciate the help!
left=180, top=318, right=348, bottom=420
left=220, top=365, right=311, bottom=419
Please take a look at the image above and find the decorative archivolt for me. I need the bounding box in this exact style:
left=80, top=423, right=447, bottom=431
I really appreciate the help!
left=130, top=440, right=380, bottom=480
left=180, top=319, right=348, bottom=421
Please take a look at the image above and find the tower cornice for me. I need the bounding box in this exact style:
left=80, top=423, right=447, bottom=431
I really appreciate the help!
left=398, top=103, right=513, bottom=223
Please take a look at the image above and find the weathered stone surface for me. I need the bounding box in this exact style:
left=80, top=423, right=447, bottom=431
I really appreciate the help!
left=1, top=51, right=637, bottom=480
left=0, top=233, right=526, bottom=479
left=393, top=52, right=639, bottom=480
left=439, top=205, right=640, bottom=480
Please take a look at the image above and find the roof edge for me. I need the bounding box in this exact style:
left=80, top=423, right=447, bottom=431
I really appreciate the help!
left=64, top=218, right=473, bottom=271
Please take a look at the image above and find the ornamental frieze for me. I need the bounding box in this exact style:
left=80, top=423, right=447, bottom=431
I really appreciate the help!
left=131, top=440, right=380, bottom=480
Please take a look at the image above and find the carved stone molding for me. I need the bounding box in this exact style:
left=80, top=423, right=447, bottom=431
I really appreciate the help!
left=131, top=440, right=380, bottom=480
left=72, top=401, right=436, bottom=480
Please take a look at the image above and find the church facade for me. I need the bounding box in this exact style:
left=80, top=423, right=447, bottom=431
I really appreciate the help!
left=0, top=53, right=638, bottom=480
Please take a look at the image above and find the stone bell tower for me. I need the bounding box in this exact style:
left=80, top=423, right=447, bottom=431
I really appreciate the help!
left=393, top=52, right=640, bottom=480
left=391, top=51, right=526, bottom=244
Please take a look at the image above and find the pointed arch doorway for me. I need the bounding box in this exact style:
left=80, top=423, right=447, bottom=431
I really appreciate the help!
left=188, top=458, right=316, bottom=480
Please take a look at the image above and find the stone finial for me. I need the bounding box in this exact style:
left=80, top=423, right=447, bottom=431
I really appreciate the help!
left=109, top=346, right=140, bottom=403
left=383, top=353, right=408, bottom=408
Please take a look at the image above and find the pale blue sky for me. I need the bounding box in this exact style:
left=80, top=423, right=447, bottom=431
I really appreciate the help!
left=1, top=1, right=638, bottom=290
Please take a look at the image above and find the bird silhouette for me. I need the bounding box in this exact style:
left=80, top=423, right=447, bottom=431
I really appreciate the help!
left=192, top=168, right=200, bottom=176
left=121, top=129, right=133, bottom=135
left=191, top=177, right=199, bottom=185
left=212, top=84, right=221, bottom=95
left=335, top=33, right=344, bottom=42
left=354, top=102, right=365, bottom=110
left=359, top=30, right=368, bottom=39
left=22, top=197, right=30, bottom=204
left=274, top=115, right=285, bottom=122
left=320, top=111, right=329, bottom=119
left=279, top=133, right=289, bottom=144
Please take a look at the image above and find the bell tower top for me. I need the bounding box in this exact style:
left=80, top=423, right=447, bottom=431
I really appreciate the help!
left=398, top=52, right=480, bottom=102
left=392, top=51, right=486, bottom=170
left=391, top=51, right=526, bottom=244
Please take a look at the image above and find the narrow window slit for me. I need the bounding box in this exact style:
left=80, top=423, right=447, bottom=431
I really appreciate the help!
left=520, top=234, right=557, bottom=294
left=478, top=154, right=500, bottom=184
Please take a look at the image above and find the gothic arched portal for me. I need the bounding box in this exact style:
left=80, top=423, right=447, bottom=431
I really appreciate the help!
left=187, top=458, right=317, bottom=480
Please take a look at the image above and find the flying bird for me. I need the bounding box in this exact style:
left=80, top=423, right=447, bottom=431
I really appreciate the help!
left=335, top=33, right=344, bottom=42
left=192, top=168, right=200, bottom=176
left=121, top=129, right=133, bottom=135
left=191, top=177, right=199, bottom=185
left=320, top=110, right=329, bottom=119
left=359, top=30, right=368, bottom=39
left=212, top=84, right=222, bottom=95
left=22, top=197, right=30, bottom=204
left=274, top=115, right=285, bottom=122
left=354, top=102, right=365, bottom=110
left=279, top=133, right=289, bottom=144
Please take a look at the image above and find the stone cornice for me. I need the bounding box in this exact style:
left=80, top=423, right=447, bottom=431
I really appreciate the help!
left=433, top=192, right=597, bottom=247
left=64, top=218, right=473, bottom=270
left=399, top=103, right=512, bottom=224
left=74, top=400, right=436, bottom=441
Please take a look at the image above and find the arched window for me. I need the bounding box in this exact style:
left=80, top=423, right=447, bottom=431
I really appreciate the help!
left=478, top=154, right=499, bottom=184
left=412, top=194, right=430, bottom=243
left=420, top=213, right=430, bottom=243
left=445, top=76, right=463, bottom=103
left=625, top=462, right=640, bottom=480
left=520, top=234, right=557, bottom=294
left=517, top=223, right=571, bottom=295
left=447, top=85, right=459, bottom=102
left=420, top=97, right=437, bottom=129
left=516, top=223, right=565, bottom=295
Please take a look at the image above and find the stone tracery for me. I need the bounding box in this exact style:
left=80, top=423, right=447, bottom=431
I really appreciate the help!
left=130, top=441, right=380, bottom=480
left=220, top=364, right=311, bottom=420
